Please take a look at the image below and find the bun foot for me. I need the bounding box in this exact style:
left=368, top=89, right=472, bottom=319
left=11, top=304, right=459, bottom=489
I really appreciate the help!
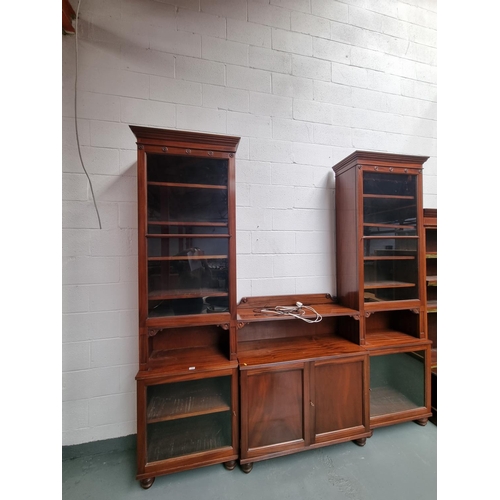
left=224, top=460, right=237, bottom=471
left=415, top=418, right=428, bottom=426
left=140, top=477, right=155, bottom=489
left=353, top=437, right=366, bottom=446
left=241, top=463, right=253, bottom=474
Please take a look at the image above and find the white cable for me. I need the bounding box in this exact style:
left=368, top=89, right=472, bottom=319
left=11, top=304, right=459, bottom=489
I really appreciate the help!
left=255, top=303, right=322, bottom=324
left=74, top=0, right=102, bottom=229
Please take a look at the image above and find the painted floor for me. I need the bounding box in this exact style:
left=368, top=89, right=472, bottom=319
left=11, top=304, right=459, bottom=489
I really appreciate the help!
left=62, top=421, right=437, bottom=500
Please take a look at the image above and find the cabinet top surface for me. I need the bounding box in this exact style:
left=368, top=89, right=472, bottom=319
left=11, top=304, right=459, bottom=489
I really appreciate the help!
left=238, top=335, right=366, bottom=367
left=130, top=125, right=240, bottom=152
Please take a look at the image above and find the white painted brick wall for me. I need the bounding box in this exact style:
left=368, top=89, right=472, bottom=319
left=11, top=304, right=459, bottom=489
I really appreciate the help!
left=62, top=0, right=437, bottom=446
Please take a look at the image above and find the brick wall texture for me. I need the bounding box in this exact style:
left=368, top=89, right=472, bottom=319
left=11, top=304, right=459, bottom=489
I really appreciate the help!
left=62, top=0, right=437, bottom=445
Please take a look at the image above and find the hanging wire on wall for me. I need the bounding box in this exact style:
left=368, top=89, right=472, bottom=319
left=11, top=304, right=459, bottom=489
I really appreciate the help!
left=74, top=0, right=102, bottom=229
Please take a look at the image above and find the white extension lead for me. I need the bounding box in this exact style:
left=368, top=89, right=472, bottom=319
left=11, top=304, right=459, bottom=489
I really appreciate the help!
left=255, top=302, right=322, bottom=324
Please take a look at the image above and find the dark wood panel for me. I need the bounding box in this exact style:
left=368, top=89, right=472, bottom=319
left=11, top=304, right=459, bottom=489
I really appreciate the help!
left=246, top=368, right=304, bottom=449
left=314, top=360, right=364, bottom=434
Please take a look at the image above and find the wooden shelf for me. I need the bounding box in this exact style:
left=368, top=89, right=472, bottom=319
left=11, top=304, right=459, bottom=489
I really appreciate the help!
left=364, top=329, right=428, bottom=350
left=148, top=255, right=227, bottom=261
left=363, top=223, right=417, bottom=231
left=147, top=413, right=232, bottom=462
left=147, top=234, right=229, bottom=239
left=238, top=335, right=365, bottom=367
left=146, top=345, right=234, bottom=374
left=148, top=221, right=228, bottom=227
left=364, top=256, right=415, bottom=261
left=364, top=280, right=416, bottom=289
left=148, top=181, right=227, bottom=190
left=370, top=386, right=423, bottom=417
left=363, top=194, right=415, bottom=200
left=148, top=289, right=228, bottom=301
left=147, top=378, right=231, bottom=423
left=237, top=302, right=358, bottom=323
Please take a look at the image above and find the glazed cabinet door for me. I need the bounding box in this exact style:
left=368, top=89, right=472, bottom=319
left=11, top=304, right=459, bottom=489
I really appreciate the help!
left=136, top=369, right=238, bottom=482
left=311, top=355, right=370, bottom=444
left=362, top=170, right=421, bottom=306
left=240, top=362, right=309, bottom=463
left=141, top=151, right=234, bottom=322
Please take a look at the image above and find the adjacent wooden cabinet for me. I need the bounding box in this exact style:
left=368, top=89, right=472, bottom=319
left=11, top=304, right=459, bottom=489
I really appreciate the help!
left=332, top=151, right=432, bottom=428
left=130, top=126, right=240, bottom=489
left=423, top=208, right=437, bottom=423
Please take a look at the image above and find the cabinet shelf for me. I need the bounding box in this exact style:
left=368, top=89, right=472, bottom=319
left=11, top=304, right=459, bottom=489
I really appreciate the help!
left=148, top=221, right=228, bottom=228
left=237, top=302, right=358, bottom=323
left=147, top=234, right=229, bottom=239
left=370, top=386, right=423, bottom=417
left=363, top=194, right=415, bottom=200
left=426, top=276, right=437, bottom=285
left=365, top=280, right=416, bottom=289
left=364, top=330, right=428, bottom=350
left=363, top=231, right=417, bottom=237
left=364, top=256, right=415, bottom=261
left=148, top=255, right=228, bottom=261
left=149, top=289, right=228, bottom=301
left=238, top=335, right=364, bottom=367
left=147, top=412, right=232, bottom=463
left=147, top=378, right=231, bottom=423
left=147, top=345, right=233, bottom=373
left=147, top=181, right=227, bottom=191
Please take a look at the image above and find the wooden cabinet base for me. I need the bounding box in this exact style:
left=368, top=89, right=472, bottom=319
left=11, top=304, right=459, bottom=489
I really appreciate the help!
left=353, top=437, right=367, bottom=446
left=223, top=460, right=237, bottom=471
left=240, top=463, right=254, bottom=474
left=140, top=478, right=155, bottom=490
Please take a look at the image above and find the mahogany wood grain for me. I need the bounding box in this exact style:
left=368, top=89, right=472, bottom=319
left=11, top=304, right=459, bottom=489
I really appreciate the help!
left=131, top=127, right=240, bottom=487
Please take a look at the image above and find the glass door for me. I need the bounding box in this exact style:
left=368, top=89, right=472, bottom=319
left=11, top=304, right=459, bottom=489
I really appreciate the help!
left=362, top=171, right=419, bottom=303
left=146, top=376, right=233, bottom=462
left=145, top=154, right=230, bottom=318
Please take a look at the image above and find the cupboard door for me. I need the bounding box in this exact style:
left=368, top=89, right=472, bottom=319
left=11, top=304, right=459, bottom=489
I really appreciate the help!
left=240, top=363, right=308, bottom=458
left=312, top=356, right=369, bottom=443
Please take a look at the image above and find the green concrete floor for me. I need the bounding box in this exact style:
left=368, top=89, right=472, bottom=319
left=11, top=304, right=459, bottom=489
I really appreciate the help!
left=62, top=421, right=437, bottom=500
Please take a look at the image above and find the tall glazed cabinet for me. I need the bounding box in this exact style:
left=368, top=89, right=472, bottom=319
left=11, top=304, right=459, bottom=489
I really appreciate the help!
left=333, top=151, right=432, bottom=429
left=130, top=126, right=240, bottom=489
